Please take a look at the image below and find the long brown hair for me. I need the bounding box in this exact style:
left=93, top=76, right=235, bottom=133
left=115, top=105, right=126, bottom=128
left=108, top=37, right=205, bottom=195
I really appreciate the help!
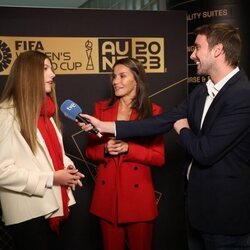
left=0, top=50, right=61, bottom=153
left=108, top=57, right=152, bottom=119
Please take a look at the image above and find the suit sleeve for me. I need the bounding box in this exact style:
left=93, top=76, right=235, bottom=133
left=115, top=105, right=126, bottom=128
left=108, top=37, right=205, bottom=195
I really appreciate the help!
left=122, top=105, right=165, bottom=167
left=178, top=86, right=250, bottom=166
left=116, top=98, right=188, bottom=139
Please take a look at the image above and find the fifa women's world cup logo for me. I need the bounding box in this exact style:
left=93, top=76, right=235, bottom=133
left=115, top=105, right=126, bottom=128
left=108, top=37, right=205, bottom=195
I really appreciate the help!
left=0, top=40, right=12, bottom=72
left=85, top=40, right=94, bottom=70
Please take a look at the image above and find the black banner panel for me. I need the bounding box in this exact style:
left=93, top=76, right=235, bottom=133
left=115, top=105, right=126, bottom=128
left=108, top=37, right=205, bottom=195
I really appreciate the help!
left=168, top=0, right=250, bottom=92
left=0, top=6, right=187, bottom=250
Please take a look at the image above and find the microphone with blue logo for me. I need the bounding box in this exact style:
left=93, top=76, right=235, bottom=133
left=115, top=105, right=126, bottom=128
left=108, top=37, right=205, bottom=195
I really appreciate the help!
left=60, top=99, right=102, bottom=138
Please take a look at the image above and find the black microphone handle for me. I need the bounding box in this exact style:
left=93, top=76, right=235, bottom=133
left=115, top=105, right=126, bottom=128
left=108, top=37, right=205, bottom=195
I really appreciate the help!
left=76, top=114, right=102, bottom=137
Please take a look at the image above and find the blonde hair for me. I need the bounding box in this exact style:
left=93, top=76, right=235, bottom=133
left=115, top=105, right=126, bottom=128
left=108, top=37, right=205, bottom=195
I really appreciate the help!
left=0, top=50, right=61, bottom=153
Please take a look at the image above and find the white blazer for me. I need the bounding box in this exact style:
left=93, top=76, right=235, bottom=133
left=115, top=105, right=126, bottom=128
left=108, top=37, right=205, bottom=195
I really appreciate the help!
left=0, top=103, right=75, bottom=225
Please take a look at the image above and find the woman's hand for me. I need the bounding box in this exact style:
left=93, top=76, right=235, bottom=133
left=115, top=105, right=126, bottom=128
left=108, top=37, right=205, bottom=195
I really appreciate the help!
left=53, top=167, right=84, bottom=190
left=105, top=137, right=128, bottom=155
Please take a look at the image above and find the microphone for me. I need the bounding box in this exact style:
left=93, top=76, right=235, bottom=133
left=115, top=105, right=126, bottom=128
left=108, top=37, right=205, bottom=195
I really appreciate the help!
left=60, top=99, right=102, bottom=138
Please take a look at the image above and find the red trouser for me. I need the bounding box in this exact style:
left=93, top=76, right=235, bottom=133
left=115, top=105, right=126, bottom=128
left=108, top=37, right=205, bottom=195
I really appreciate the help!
left=100, top=219, right=154, bottom=250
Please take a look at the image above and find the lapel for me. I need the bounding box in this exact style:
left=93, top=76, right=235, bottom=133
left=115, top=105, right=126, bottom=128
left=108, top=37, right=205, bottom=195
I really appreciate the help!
left=103, top=100, right=119, bottom=120
left=130, top=108, right=138, bottom=120
left=104, top=100, right=137, bottom=121
left=201, top=70, right=243, bottom=131
left=104, top=100, right=138, bottom=165
left=192, top=85, right=208, bottom=133
left=102, top=101, right=120, bottom=165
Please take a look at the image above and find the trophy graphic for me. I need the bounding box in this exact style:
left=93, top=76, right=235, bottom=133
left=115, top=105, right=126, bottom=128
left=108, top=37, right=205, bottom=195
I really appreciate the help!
left=85, top=40, right=94, bottom=70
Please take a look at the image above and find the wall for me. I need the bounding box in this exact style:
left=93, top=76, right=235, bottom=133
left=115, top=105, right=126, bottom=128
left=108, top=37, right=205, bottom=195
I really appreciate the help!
left=0, top=6, right=188, bottom=250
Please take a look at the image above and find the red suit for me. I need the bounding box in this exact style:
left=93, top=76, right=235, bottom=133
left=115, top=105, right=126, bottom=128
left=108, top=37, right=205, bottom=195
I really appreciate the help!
left=86, top=99, right=165, bottom=249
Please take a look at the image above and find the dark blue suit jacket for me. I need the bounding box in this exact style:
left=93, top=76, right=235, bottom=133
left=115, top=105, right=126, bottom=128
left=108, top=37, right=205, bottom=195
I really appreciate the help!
left=116, top=70, right=250, bottom=234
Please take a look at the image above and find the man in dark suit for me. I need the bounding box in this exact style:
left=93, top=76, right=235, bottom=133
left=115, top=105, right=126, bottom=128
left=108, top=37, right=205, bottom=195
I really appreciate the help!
left=80, top=23, right=250, bottom=249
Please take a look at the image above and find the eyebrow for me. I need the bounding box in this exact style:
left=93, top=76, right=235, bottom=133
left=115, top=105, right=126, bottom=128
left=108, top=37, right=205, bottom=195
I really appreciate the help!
left=115, top=71, right=128, bottom=74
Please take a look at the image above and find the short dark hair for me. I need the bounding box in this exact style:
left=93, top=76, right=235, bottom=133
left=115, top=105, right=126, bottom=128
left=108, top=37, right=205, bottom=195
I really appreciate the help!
left=194, top=23, right=241, bottom=67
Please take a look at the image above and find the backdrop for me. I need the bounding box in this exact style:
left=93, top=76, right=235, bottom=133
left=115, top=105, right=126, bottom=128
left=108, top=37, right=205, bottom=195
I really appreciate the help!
left=168, top=0, right=250, bottom=92
left=0, top=6, right=188, bottom=250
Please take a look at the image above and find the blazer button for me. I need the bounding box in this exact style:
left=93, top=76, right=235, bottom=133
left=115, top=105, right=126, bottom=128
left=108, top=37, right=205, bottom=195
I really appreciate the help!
left=134, top=184, right=139, bottom=188
left=101, top=180, right=106, bottom=185
left=134, top=166, right=138, bottom=170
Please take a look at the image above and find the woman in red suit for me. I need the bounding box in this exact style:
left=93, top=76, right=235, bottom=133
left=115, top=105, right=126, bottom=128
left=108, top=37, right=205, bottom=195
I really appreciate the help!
left=84, top=58, right=165, bottom=250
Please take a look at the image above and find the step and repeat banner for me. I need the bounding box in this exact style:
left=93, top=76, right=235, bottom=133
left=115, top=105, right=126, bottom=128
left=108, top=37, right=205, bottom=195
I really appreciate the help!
left=0, top=6, right=187, bottom=250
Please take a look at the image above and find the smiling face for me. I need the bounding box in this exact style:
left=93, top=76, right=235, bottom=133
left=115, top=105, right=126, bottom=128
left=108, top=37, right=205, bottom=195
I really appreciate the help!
left=112, top=64, right=137, bottom=99
left=190, top=34, right=214, bottom=76
left=44, top=58, right=55, bottom=93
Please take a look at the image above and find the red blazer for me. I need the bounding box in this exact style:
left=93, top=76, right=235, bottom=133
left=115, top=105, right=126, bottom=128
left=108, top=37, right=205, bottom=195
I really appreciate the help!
left=86, top=99, right=165, bottom=223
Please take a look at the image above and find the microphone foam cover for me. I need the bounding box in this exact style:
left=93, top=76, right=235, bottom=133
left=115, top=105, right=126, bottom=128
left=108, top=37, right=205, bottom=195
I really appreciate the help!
left=60, top=99, right=82, bottom=121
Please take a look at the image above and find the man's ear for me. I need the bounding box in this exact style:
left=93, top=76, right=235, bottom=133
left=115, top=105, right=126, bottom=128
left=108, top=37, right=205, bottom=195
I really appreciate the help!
left=214, top=43, right=224, bottom=57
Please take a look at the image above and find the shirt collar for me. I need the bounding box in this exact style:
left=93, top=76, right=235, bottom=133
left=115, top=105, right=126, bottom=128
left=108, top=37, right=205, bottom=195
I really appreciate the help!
left=206, top=67, right=239, bottom=98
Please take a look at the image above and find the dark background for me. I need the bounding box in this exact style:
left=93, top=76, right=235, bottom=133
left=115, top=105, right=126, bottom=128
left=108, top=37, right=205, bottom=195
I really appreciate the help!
left=0, top=6, right=188, bottom=250
left=168, top=0, right=250, bottom=92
